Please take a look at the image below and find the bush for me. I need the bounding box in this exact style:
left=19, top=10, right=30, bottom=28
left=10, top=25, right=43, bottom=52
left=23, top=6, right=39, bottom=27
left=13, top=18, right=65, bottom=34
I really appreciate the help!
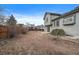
left=22, top=31, right=26, bottom=34
left=9, top=31, right=17, bottom=38
left=51, top=29, right=65, bottom=36
left=22, top=29, right=27, bottom=34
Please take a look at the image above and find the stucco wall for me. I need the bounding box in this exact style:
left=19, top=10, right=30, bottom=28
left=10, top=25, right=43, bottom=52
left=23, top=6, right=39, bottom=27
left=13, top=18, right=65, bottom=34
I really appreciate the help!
left=50, top=12, right=79, bottom=36
left=44, top=26, right=48, bottom=32
left=61, top=12, right=79, bottom=36
left=44, top=14, right=50, bottom=25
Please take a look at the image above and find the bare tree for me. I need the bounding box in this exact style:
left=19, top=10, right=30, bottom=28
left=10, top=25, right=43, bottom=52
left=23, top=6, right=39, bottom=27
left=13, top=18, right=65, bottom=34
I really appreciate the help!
left=0, top=6, right=6, bottom=25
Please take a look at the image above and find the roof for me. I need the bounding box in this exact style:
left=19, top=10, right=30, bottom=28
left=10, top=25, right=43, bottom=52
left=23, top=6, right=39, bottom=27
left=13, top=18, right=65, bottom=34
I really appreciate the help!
left=43, top=12, right=61, bottom=20
left=52, top=6, right=79, bottom=21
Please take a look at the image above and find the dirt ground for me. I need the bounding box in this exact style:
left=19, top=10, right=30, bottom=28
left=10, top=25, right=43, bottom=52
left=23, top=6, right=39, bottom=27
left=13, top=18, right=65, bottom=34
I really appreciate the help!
left=0, top=31, right=79, bottom=55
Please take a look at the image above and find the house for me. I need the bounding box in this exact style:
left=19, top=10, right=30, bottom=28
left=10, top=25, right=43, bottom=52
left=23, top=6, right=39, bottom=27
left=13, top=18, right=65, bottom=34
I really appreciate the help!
left=43, top=12, right=61, bottom=32
left=35, top=25, right=44, bottom=31
left=26, top=23, right=35, bottom=30
left=44, top=6, right=79, bottom=36
left=17, top=24, right=27, bottom=34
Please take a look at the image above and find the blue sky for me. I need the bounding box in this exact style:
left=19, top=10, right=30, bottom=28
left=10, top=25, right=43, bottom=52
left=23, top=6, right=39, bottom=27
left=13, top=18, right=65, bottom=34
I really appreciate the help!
left=0, top=4, right=79, bottom=25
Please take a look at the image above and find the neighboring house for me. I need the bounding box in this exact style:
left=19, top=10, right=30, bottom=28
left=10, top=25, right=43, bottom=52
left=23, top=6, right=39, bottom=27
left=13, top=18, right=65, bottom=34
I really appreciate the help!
left=26, top=23, right=35, bottom=30
left=43, top=6, right=79, bottom=36
left=35, top=25, right=44, bottom=31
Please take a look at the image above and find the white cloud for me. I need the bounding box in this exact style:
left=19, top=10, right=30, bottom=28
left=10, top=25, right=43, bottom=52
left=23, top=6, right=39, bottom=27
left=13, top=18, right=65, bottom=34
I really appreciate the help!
left=13, top=13, right=44, bottom=25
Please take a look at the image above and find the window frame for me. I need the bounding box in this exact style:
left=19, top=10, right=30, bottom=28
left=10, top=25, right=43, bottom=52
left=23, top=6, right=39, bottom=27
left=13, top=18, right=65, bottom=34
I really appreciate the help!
left=63, top=14, right=76, bottom=26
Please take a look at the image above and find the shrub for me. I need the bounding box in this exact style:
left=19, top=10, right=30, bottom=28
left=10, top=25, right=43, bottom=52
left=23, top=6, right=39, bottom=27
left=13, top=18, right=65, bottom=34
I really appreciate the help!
left=21, top=29, right=27, bottom=34
left=9, top=31, right=17, bottom=38
left=22, top=31, right=26, bottom=34
left=51, top=29, right=65, bottom=36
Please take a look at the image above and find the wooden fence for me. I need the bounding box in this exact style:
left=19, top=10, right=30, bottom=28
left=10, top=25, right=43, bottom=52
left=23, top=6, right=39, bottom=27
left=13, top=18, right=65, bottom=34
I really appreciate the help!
left=0, top=26, right=8, bottom=39
left=0, top=25, right=27, bottom=39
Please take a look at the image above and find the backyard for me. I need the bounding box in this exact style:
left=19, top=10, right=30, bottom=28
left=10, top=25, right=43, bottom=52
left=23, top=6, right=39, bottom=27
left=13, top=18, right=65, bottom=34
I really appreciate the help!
left=0, top=31, right=79, bottom=55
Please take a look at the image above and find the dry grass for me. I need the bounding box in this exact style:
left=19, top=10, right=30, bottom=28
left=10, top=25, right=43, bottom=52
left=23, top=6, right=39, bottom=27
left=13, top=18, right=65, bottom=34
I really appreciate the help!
left=0, top=31, right=79, bottom=55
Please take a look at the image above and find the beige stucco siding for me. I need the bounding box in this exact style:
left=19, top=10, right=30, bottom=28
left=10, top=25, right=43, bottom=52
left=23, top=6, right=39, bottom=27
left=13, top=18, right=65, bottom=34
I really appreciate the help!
left=59, top=12, right=79, bottom=36
left=49, top=12, right=79, bottom=36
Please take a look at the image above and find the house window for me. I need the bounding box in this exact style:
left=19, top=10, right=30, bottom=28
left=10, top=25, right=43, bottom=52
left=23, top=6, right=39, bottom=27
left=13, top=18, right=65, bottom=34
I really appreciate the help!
left=54, top=21, right=55, bottom=27
left=46, top=18, right=48, bottom=22
left=69, top=18, right=72, bottom=21
left=52, top=22, right=54, bottom=27
left=63, top=15, right=75, bottom=26
left=56, top=20, right=59, bottom=27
